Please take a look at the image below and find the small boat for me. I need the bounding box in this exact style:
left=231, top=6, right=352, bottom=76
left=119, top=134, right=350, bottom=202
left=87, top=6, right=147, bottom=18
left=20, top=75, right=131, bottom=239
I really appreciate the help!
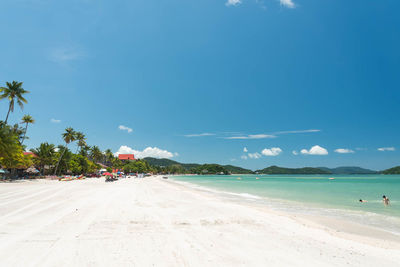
left=329, top=177, right=335, bottom=180
left=162, top=176, right=168, bottom=179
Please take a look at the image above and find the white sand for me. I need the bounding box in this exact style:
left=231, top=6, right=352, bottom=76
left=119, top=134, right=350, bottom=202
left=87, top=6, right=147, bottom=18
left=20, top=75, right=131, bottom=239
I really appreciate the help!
left=0, top=177, right=399, bottom=267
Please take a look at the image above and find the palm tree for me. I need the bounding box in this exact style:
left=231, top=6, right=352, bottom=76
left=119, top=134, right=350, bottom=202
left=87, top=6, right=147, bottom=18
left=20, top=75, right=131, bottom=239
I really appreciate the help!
left=31, top=143, right=56, bottom=175
left=90, top=146, right=103, bottom=163
left=54, top=127, right=77, bottom=175
left=75, top=132, right=86, bottom=153
left=10, top=123, right=25, bottom=143
left=20, top=115, right=35, bottom=145
left=0, top=81, right=29, bottom=124
left=104, top=149, right=114, bottom=166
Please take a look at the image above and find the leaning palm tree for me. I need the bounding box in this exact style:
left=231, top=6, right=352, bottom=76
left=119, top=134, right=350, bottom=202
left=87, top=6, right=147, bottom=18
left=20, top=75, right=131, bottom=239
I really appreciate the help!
left=20, top=115, right=35, bottom=145
left=0, top=81, right=29, bottom=124
left=75, top=131, right=86, bottom=153
left=54, top=127, right=77, bottom=175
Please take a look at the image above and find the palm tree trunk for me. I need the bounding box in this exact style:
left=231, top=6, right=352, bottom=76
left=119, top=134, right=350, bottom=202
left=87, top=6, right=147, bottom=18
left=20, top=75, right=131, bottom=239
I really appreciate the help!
left=4, top=105, right=11, bottom=124
left=21, top=123, right=28, bottom=145
left=54, top=145, right=67, bottom=175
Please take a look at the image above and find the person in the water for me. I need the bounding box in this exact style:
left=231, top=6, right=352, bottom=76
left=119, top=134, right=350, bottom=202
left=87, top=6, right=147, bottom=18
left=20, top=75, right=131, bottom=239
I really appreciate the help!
left=383, top=195, right=390, bottom=206
left=359, top=199, right=367, bottom=203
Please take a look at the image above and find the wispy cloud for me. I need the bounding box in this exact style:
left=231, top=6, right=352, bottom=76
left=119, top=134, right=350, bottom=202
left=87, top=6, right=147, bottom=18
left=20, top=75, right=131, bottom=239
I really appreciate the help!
left=301, top=145, right=328, bottom=155
left=243, top=147, right=248, bottom=152
left=241, top=155, right=248, bottom=160
left=334, top=148, right=355, bottom=154
left=280, top=0, right=295, bottom=8
left=224, top=134, right=276, bottom=140
left=378, top=147, right=395, bottom=151
left=184, top=133, right=215, bottom=137
left=248, top=152, right=262, bottom=159
left=50, top=118, right=61, bottom=123
left=261, top=147, right=282, bottom=156
left=274, top=129, right=320, bottom=134
left=226, top=0, right=241, bottom=6
left=118, top=125, right=133, bottom=133
left=292, top=150, right=298, bottom=155
left=115, top=145, right=175, bottom=159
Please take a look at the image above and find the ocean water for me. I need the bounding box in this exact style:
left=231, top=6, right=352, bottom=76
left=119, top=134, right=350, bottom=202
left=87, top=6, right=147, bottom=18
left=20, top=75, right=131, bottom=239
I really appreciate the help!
left=171, top=174, right=400, bottom=235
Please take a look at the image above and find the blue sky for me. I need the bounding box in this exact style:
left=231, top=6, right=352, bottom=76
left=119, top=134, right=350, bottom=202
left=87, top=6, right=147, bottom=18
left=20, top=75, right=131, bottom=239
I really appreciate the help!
left=1, top=0, right=399, bottom=170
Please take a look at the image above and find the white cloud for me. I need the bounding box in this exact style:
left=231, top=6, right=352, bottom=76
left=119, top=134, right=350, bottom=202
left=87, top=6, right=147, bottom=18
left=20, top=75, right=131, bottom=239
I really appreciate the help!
left=275, top=129, right=320, bottom=134
left=280, top=0, right=295, bottom=8
left=292, top=150, right=298, bottom=155
left=243, top=147, right=248, bottom=152
left=50, top=118, right=61, bottom=123
left=378, top=147, right=395, bottom=151
left=118, top=125, right=133, bottom=133
left=334, top=148, right=355, bottom=154
left=115, top=145, right=175, bottom=159
left=301, top=145, right=328, bottom=155
left=248, top=152, right=261, bottom=159
left=261, top=147, right=282, bottom=156
left=241, top=155, right=248, bottom=160
left=226, top=0, right=241, bottom=6
left=184, top=133, right=215, bottom=137
left=225, top=134, right=275, bottom=140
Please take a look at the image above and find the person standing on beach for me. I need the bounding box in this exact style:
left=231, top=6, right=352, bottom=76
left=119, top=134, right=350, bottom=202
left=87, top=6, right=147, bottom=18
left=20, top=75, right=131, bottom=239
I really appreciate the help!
left=383, top=195, right=390, bottom=206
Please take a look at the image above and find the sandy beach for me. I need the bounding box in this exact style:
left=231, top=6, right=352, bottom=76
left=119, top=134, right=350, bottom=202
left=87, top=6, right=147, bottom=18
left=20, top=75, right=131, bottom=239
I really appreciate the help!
left=0, top=177, right=399, bottom=267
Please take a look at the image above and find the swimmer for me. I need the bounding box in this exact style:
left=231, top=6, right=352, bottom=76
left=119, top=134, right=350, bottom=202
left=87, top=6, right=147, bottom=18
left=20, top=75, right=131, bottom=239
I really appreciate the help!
left=359, top=199, right=367, bottom=203
left=383, top=195, right=390, bottom=206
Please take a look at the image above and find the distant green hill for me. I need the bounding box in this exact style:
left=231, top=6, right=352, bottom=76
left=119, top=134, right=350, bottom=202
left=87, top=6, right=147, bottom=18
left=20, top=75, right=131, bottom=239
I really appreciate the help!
left=256, top=166, right=330, bottom=174
left=142, top=157, right=253, bottom=174
left=381, top=166, right=400, bottom=174
left=222, top=165, right=254, bottom=174
left=143, top=157, right=200, bottom=170
left=143, top=158, right=383, bottom=175
left=318, top=166, right=377, bottom=174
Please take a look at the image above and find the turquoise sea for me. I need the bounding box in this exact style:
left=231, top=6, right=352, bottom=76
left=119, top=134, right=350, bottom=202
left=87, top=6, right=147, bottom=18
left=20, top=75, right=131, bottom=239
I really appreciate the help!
left=171, top=174, right=400, bottom=235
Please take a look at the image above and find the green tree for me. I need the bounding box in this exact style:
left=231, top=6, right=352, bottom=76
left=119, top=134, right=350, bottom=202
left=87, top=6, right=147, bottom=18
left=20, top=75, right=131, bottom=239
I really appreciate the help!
left=21, top=115, right=35, bottom=145
left=104, top=149, right=114, bottom=166
left=55, top=145, right=73, bottom=175
left=90, top=146, right=103, bottom=163
left=30, top=142, right=56, bottom=175
left=54, top=127, right=77, bottom=175
left=0, top=122, right=32, bottom=178
left=0, top=81, right=29, bottom=124
left=75, top=132, right=86, bottom=153
left=0, top=122, right=22, bottom=164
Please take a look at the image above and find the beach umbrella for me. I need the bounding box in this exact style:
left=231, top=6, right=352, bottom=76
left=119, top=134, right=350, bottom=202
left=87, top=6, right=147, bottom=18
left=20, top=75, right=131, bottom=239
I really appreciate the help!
left=103, top=172, right=111, bottom=176
left=25, top=166, right=39, bottom=173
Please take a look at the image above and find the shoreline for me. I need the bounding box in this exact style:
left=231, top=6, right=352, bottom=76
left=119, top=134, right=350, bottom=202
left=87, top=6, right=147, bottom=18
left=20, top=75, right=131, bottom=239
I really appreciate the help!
left=1, top=176, right=399, bottom=266
left=166, top=177, right=400, bottom=248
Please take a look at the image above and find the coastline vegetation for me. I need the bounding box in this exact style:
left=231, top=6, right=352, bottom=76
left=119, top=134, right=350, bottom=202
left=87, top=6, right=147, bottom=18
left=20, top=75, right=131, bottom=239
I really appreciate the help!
left=1, top=80, right=399, bottom=178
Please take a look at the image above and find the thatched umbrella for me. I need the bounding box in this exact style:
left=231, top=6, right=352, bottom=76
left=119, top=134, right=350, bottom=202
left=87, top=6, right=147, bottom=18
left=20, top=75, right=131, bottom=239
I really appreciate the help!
left=25, top=166, right=39, bottom=174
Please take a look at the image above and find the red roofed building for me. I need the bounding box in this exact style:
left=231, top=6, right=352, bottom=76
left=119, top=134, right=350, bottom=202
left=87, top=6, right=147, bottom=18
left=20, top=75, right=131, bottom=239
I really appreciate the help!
left=118, top=154, right=135, bottom=161
left=23, top=152, right=38, bottom=158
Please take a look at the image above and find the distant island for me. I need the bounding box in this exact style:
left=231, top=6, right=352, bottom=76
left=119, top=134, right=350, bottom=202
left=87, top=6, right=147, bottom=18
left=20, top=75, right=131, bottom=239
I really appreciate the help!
left=381, top=166, right=400, bottom=174
left=142, top=158, right=397, bottom=175
left=256, top=166, right=330, bottom=174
